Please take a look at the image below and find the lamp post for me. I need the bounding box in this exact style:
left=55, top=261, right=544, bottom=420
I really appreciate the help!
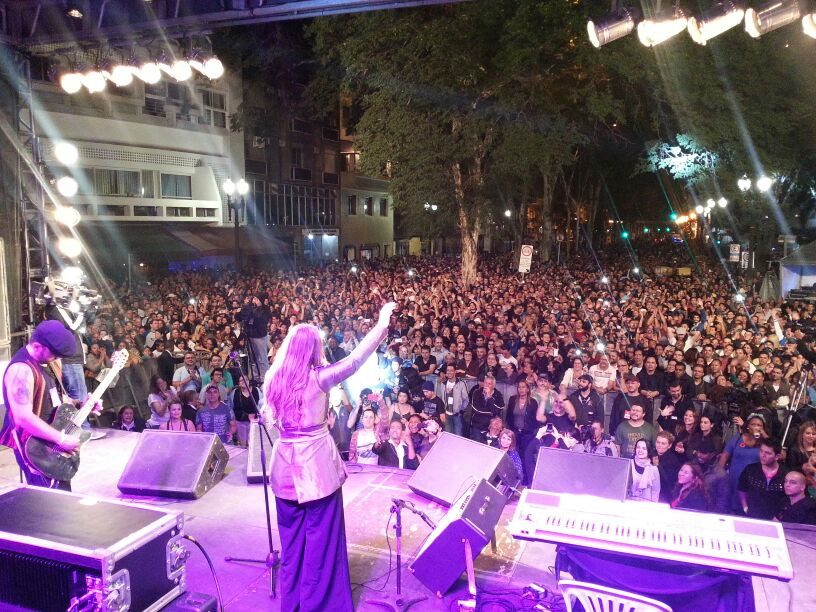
left=223, top=178, right=249, bottom=272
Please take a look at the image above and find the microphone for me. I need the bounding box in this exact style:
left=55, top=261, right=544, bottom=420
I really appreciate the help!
left=391, top=498, right=437, bottom=530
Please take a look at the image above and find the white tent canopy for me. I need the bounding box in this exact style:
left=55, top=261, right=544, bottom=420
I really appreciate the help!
left=779, top=241, right=816, bottom=298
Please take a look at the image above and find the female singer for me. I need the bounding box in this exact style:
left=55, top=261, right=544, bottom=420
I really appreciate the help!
left=263, top=301, right=396, bottom=612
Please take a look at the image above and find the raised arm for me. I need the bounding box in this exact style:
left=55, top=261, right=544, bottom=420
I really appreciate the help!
left=317, top=302, right=396, bottom=391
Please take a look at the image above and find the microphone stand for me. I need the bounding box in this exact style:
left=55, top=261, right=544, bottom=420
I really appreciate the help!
left=366, top=498, right=431, bottom=611
left=223, top=351, right=281, bottom=598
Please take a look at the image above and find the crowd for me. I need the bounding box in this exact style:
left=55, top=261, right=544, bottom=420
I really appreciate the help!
left=71, top=243, right=816, bottom=524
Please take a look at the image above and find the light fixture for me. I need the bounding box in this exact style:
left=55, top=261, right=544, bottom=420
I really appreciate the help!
left=222, top=178, right=235, bottom=196
left=350, top=265, right=358, bottom=274
left=718, top=197, right=728, bottom=207
left=745, top=0, right=802, bottom=37
left=170, top=60, right=193, bottom=81
left=601, top=275, right=609, bottom=283
left=202, top=57, right=225, bottom=79
left=189, top=298, right=196, bottom=305
left=688, top=1, right=745, bottom=45
left=107, top=64, right=135, bottom=87
left=58, top=236, right=83, bottom=258
left=588, top=5, right=642, bottom=48
left=59, top=72, right=83, bottom=94
left=56, top=176, right=79, bottom=197
left=60, top=266, right=84, bottom=285
left=756, top=175, right=774, bottom=191
left=504, top=209, right=512, bottom=217
left=138, top=62, right=162, bottom=84
left=638, top=8, right=688, bottom=46
left=805, top=13, right=816, bottom=37
left=82, top=69, right=107, bottom=93
left=621, top=230, right=629, bottom=239
left=632, top=267, right=640, bottom=274
left=689, top=211, right=698, bottom=219
left=54, top=205, right=81, bottom=227
left=431, top=204, right=438, bottom=211
left=738, top=174, right=752, bottom=191
left=595, top=342, right=606, bottom=353
left=53, top=142, right=78, bottom=165
left=236, top=178, right=249, bottom=195
left=734, top=293, right=745, bottom=303
left=307, top=233, right=314, bottom=240
left=695, top=204, right=705, bottom=214
left=65, top=1, right=84, bottom=19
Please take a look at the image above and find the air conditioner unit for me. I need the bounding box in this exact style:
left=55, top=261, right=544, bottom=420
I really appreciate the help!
left=252, top=136, right=269, bottom=149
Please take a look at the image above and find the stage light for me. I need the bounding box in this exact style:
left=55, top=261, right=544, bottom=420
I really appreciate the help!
left=408, top=269, right=415, bottom=277
left=738, top=174, right=752, bottom=191
left=756, top=176, right=774, bottom=191
left=695, top=205, right=705, bottom=214
left=603, top=300, right=610, bottom=307
left=59, top=72, right=83, bottom=94
left=596, top=342, right=606, bottom=353
left=734, top=293, right=745, bottom=303
left=350, top=265, right=358, bottom=274
left=56, top=176, right=78, bottom=197
left=669, top=212, right=678, bottom=221
left=236, top=179, right=249, bottom=196
left=689, top=211, right=698, bottom=219
left=53, top=142, right=78, bottom=166
left=307, top=233, right=314, bottom=240
left=504, top=209, right=512, bottom=217
left=60, top=266, right=84, bottom=285
left=632, top=267, right=640, bottom=274
left=203, top=57, right=224, bottom=79
left=138, top=62, right=162, bottom=84
left=58, top=236, right=83, bottom=258
left=222, top=178, right=235, bottom=196
left=65, top=2, right=83, bottom=19
left=621, top=231, right=629, bottom=239
left=718, top=197, right=728, bottom=207
left=108, top=64, right=135, bottom=87
left=601, top=276, right=609, bottom=283
left=189, top=298, right=196, bottom=305
left=643, top=227, right=650, bottom=233
left=171, top=60, right=193, bottom=81
left=82, top=70, right=106, bottom=93
left=745, top=0, right=802, bottom=37
left=688, top=1, right=745, bottom=45
left=574, top=349, right=582, bottom=356
left=805, top=13, right=816, bottom=37
left=587, top=6, right=642, bottom=48
left=54, top=206, right=81, bottom=227
left=638, top=9, right=688, bottom=46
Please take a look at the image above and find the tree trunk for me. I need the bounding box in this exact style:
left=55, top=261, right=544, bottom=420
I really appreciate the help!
left=538, top=172, right=554, bottom=263
left=452, top=160, right=480, bottom=287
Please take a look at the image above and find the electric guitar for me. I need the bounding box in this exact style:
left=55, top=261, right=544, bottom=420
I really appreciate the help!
left=22, top=349, right=129, bottom=481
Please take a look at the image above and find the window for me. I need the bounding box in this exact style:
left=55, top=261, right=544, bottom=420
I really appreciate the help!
left=161, top=173, right=192, bottom=199
left=322, top=127, right=339, bottom=141
left=290, top=167, right=312, bottom=181
left=323, top=172, right=339, bottom=185
left=141, top=170, right=154, bottom=198
left=342, top=152, right=360, bottom=173
left=199, top=90, right=226, bottom=128
left=347, top=195, right=357, bottom=215
left=195, top=208, right=216, bottom=218
left=97, top=204, right=127, bottom=216
left=291, top=147, right=303, bottom=168
left=166, top=207, right=192, bottom=217
left=134, top=206, right=159, bottom=217
left=94, top=169, right=141, bottom=197
left=379, top=198, right=388, bottom=217
left=290, top=118, right=310, bottom=133
left=143, top=83, right=166, bottom=117
left=364, top=196, right=373, bottom=216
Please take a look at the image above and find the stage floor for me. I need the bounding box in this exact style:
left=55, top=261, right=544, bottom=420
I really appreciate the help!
left=0, top=430, right=814, bottom=612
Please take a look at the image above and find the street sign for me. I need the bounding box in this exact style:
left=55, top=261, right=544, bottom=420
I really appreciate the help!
left=729, top=244, right=741, bottom=262
left=519, top=244, right=534, bottom=273
left=741, top=251, right=749, bottom=269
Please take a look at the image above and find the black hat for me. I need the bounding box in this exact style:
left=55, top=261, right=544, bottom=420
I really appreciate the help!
left=421, top=381, right=435, bottom=392
left=31, top=320, right=76, bottom=358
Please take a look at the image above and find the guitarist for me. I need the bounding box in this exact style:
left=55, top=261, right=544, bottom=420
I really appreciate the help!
left=0, top=321, right=98, bottom=490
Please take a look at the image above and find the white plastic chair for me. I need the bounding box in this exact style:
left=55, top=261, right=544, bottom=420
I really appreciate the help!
left=559, top=579, right=673, bottom=612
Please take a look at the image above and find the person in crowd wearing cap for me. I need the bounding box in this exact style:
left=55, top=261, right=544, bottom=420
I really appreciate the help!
left=693, top=437, right=730, bottom=513
left=609, top=374, right=652, bottom=436
left=196, top=385, right=236, bottom=445
left=574, top=419, right=619, bottom=457
left=568, top=374, right=603, bottom=427
left=776, top=471, right=816, bottom=525
left=417, top=380, right=445, bottom=423
left=236, top=292, right=272, bottom=383
left=0, top=320, right=101, bottom=490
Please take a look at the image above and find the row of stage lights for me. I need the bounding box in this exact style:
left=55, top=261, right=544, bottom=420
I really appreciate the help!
left=57, top=53, right=225, bottom=94
left=589, top=0, right=816, bottom=48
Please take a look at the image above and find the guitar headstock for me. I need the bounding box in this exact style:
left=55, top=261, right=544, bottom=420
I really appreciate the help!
left=111, top=349, right=129, bottom=372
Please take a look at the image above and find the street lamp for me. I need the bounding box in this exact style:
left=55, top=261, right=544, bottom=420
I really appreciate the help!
left=737, top=174, right=752, bottom=192
left=223, top=177, right=248, bottom=272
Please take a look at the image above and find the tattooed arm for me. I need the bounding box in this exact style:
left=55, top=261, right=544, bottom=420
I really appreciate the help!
left=5, top=363, right=80, bottom=451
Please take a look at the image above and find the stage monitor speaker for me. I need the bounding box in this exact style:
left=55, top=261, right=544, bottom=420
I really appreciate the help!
left=531, top=447, right=631, bottom=501
left=409, top=479, right=506, bottom=597
left=246, top=421, right=279, bottom=483
left=117, top=431, right=229, bottom=499
left=407, top=434, right=520, bottom=506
